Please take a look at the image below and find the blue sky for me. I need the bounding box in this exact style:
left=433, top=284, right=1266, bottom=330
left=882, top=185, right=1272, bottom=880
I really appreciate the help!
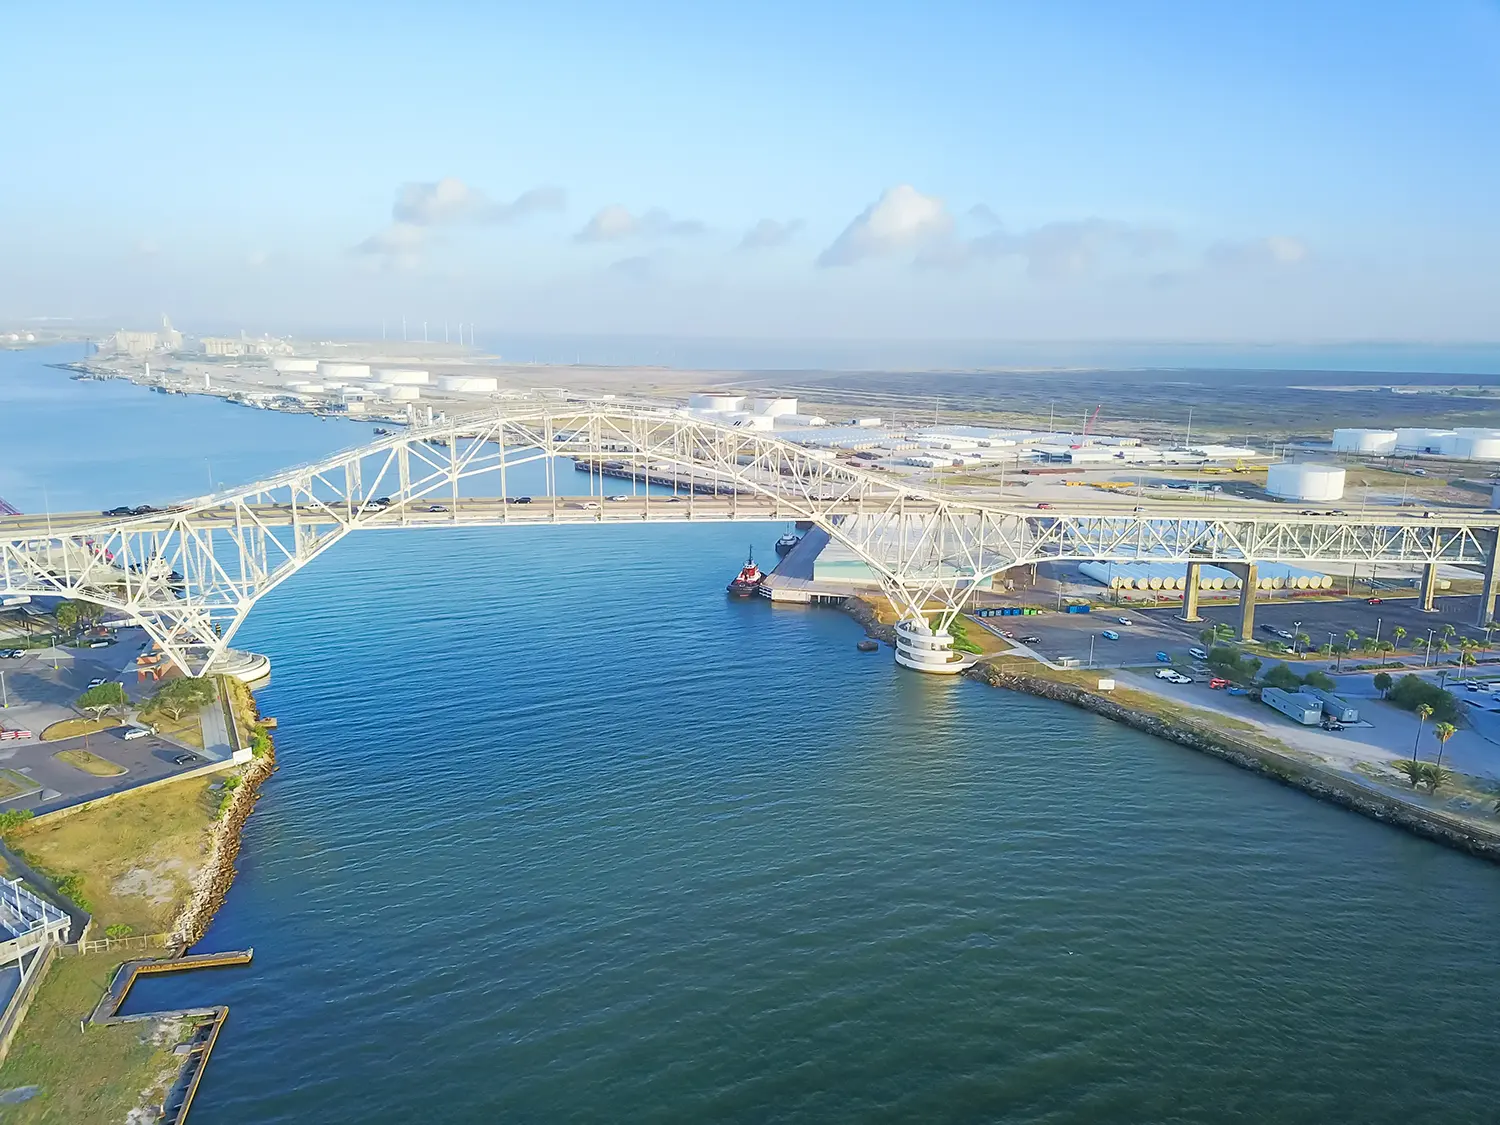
left=3, top=1, right=1498, bottom=342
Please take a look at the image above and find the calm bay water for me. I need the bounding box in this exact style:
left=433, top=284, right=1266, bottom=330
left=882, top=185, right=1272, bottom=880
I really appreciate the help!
left=4, top=348, right=1500, bottom=1123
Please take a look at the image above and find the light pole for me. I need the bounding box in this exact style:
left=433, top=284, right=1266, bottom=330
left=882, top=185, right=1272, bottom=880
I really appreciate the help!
left=1293, top=619, right=1302, bottom=656
left=1088, top=633, right=1096, bottom=670
left=1426, top=628, right=1436, bottom=668
left=0, top=670, right=6, bottom=708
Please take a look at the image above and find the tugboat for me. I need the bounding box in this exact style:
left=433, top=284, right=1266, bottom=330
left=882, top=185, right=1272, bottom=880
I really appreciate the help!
left=774, top=529, right=801, bottom=557
left=726, top=548, right=765, bottom=597
left=374, top=426, right=393, bottom=436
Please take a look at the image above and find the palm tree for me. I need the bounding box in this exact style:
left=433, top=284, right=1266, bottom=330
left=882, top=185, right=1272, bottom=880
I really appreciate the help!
left=1392, top=759, right=1424, bottom=788
left=1344, top=628, right=1360, bottom=653
left=1392, top=626, right=1407, bottom=650
left=1331, top=641, right=1349, bottom=671
left=1419, top=762, right=1452, bottom=792
left=1432, top=721, right=1457, bottom=773
left=1372, top=671, right=1393, bottom=698
left=1413, top=703, right=1433, bottom=763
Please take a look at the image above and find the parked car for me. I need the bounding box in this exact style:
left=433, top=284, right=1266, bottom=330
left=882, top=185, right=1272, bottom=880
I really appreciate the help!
left=172, top=752, right=201, bottom=766
left=999, top=629, right=1015, bottom=639
left=123, top=727, right=152, bottom=740
left=1260, top=623, right=1280, bottom=634
left=1020, top=635, right=1042, bottom=645
left=1035, top=503, right=1052, bottom=509
left=1166, top=671, right=1193, bottom=684
left=1466, top=681, right=1483, bottom=692
left=1154, top=667, right=1177, bottom=680
left=86, top=677, right=105, bottom=688
left=1155, top=651, right=1170, bottom=663
left=1320, top=719, right=1346, bottom=732
left=1209, top=677, right=1230, bottom=689
left=1189, top=647, right=1209, bottom=660
left=1101, top=630, right=1120, bottom=640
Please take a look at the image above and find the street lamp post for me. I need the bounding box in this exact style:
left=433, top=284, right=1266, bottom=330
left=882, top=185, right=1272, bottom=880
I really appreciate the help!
left=1293, top=619, right=1302, bottom=656
left=1088, top=633, right=1096, bottom=670
left=1426, top=628, right=1436, bottom=668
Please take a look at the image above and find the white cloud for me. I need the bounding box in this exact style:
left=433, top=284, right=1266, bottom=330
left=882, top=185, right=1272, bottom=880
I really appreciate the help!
left=353, top=177, right=565, bottom=265
left=575, top=205, right=704, bottom=243
left=918, top=215, right=1176, bottom=280
left=739, top=218, right=804, bottom=250
left=1205, top=235, right=1309, bottom=270
left=817, top=185, right=952, bottom=267
left=350, top=221, right=426, bottom=268
left=608, top=254, right=655, bottom=280
left=392, top=178, right=565, bottom=226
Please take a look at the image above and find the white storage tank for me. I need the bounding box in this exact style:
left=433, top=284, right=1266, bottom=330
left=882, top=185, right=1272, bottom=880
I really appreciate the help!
left=688, top=393, right=745, bottom=413
left=318, top=362, right=371, bottom=380
left=374, top=368, right=430, bottom=385
left=272, top=357, right=319, bottom=373
left=750, top=397, right=797, bottom=418
left=1394, top=427, right=1455, bottom=453
left=389, top=386, right=421, bottom=401
left=1443, top=428, right=1500, bottom=460
left=436, top=375, right=499, bottom=394
left=1267, top=462, right=1346, bottom=501
left=365, top=382, right=394, bottom=395
left=1331, top=428, right=1397, bottom=454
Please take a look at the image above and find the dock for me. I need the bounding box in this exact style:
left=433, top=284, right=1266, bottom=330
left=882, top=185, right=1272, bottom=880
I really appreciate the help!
left=89, top=949, right=253, bottom=1124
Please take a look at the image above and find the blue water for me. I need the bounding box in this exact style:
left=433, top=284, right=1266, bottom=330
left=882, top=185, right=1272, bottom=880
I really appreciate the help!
left=5, top=348, right=1500, bottom=1123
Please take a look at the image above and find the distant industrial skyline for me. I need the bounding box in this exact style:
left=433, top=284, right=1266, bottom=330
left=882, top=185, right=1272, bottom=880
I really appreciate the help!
left=3, top=1, right=1499, bottom=342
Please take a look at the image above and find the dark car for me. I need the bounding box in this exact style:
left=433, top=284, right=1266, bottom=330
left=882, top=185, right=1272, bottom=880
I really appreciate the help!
left=130, top=504, right=159, bottom=515
left=1020, top=635, right=1042, bottom=644
left=514, top=496, right=533, bottom=504
left=173, top=752, right=201, bottom=766
left=1320, top=719, right=1345, bottom=732
left=101, top=505, right=134, bottom=516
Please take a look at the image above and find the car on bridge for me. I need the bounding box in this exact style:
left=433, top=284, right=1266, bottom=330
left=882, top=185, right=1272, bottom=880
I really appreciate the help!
left=427, top=504, right=448, bottom=512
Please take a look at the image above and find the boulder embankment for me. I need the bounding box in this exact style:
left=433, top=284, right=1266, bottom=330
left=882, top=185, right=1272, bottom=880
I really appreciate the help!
left=169, top=712, right=277, bottom=947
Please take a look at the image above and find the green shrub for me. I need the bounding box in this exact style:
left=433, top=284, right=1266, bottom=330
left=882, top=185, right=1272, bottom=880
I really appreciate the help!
left=1387, top=675, right=1460, bottom=724
left=54, top=873, right=92, bottom=913
left=104, top=923, right=135, bottom=938
left=249, top=728, right=273, bottom=759
left=0, top=808, right=33, bottom=840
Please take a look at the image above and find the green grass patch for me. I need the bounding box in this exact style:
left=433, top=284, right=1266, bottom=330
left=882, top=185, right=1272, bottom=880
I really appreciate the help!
left=39, top=717, right=120, bottom=742
left=0, top=953, right=191, bottom=1124
left=11, top=776, right=217, bottom=933
left=53, top=749, right=127, bottom=777
left=0, top=768, right=41, bottom=802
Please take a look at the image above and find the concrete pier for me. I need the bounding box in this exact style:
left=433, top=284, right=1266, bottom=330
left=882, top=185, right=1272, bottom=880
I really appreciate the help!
left=1421, top=563, right=1441, bottom=612
left=1218, top=562, right=1259, bottom=641
left=1180, top=561, right=1203, bottom=622
left=1482, top=530, right=1500, bottom=626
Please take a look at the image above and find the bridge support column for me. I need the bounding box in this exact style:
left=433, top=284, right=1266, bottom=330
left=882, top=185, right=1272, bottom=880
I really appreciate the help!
left=1420, top=562, right=1440, bottom=613
left=1219, top=563, right=1258, bottom=642
left=1480, top=531, right=1500, bottom=628
left=1179, top=562, right=1203, bottom=622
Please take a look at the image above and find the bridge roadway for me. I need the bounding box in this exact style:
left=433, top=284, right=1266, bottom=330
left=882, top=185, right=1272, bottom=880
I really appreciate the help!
left=6, top=494, right=1499, bottom=538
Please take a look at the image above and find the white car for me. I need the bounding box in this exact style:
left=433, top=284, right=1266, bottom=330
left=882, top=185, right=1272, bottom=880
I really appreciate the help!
left=1116, top=617, right=1132, bottom=625
left=606, top=495, right=630, bottom=502
left=122, top=727, right=152, bottom=740
left=582, top=501, right=600, bottom=510
left=86, top=677, right=106, bottom=688
left=1154, top=667, right=1176, bottom=680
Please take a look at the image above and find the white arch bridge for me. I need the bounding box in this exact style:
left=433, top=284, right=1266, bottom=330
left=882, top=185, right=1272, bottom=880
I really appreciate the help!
left=4, top=405, right=1500, bottom=675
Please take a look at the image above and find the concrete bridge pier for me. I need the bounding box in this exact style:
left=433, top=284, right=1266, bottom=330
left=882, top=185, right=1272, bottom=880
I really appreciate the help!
left=1179, top=561, right=1204, bottom=623
left=1420, top=563, right=1441, bottom=612
left=1481, top=531, right=1500, bottom=627
left=1219, top=562, right=1259, bottom=641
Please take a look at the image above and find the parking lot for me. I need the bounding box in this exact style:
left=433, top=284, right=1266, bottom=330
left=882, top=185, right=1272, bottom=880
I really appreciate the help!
left=1193, top=593, right=1496, bottom=662
left=0, top=628, right=225, bottom=813
left=975, top=607, right=1199, bottom=668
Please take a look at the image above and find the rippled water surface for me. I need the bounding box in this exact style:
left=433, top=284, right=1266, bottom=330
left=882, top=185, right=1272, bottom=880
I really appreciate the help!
left=4, top=349, right=1500, bottom=1124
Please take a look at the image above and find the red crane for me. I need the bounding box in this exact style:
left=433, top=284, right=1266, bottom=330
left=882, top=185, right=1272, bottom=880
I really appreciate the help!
left=1070, top=405, right=1102, bottom=449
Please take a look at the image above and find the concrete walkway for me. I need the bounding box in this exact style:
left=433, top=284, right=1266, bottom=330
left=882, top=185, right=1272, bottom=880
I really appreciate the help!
left=197, top=700, right=233, bottom=762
